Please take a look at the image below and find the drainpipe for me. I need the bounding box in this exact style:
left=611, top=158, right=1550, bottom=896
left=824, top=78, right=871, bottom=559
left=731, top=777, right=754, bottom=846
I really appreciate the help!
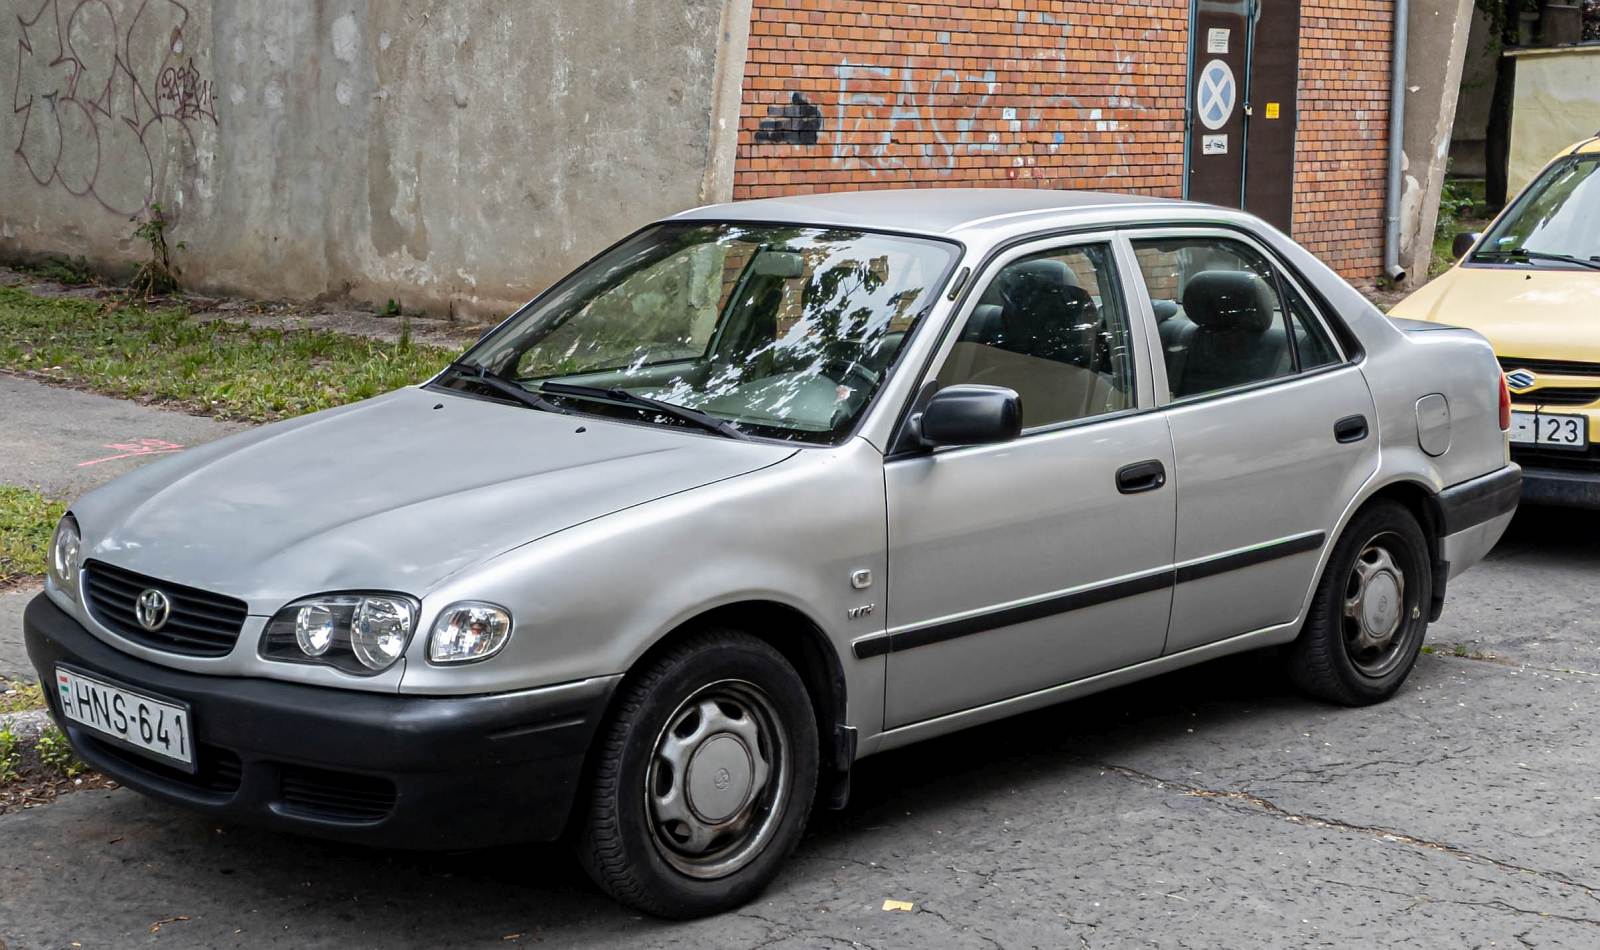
left=1383, top=0, right=1409, bottom=283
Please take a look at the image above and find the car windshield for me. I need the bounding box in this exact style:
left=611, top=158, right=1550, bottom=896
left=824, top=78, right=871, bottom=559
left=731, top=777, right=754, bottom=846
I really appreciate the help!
left=445, top=223, right=959, bottom=444
left=1473, top=155, right=1600, bottom=267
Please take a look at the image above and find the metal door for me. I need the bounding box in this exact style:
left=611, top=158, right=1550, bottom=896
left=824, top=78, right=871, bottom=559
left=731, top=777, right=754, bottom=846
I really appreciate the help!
left=1187, top=2, right=1251, bottom=208
left=1187, top=0, right=1302, bottom=231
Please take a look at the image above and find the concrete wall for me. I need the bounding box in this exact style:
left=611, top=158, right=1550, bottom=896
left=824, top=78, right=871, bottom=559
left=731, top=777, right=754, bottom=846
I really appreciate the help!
left=1449, top=5, right=1497, bottom=179
left=0, top=0, right=734, bottom=317
left=1507, top=46, right=1600, bottom=195
left=1397, top=0, right=1475, bottom=284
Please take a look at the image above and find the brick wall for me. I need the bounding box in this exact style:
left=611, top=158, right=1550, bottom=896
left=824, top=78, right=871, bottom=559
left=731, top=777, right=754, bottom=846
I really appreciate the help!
left=1294, top=0, right=1394, bottom=284
left=735, top=1, right=1190, bottom=200
left=734, top=0, right=1393, bottom=286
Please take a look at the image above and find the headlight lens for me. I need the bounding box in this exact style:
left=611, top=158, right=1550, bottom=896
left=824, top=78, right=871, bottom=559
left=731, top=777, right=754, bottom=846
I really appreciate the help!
left=428, top=602, right=513, bottom=664
left=261, top=593, right=417, bottom=674
left=47, top=515, right=81, bottom=599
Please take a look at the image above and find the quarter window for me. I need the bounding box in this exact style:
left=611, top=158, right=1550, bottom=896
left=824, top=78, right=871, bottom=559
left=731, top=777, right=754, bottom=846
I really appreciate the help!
left=935, top=243, right=1135, bottom=429
left=1131, top=237, right=1338, bottom=399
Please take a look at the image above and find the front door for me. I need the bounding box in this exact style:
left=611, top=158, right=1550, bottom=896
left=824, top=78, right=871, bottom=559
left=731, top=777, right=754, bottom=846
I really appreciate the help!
left=1126, top=230, right=1378, bottom=654
left=882, top=237, right=1176, bottom=728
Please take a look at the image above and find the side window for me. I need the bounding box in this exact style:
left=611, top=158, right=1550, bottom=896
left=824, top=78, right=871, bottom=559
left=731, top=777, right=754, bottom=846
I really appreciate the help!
left=1282, top=281, right=1342, bottom=370
left=1132, top=237, right=1318, bottom=399
left=935, top=243, right=1135, bottom=429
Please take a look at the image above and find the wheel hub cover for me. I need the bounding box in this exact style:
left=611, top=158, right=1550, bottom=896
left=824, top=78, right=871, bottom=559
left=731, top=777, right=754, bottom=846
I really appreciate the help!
left=686, top=735, right=754, bottom=823
left=1362, top=572, right=1402, bottom=640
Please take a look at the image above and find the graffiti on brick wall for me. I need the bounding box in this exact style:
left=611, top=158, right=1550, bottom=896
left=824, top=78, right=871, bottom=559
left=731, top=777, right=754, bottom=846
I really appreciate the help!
left=9, top=0, right=217, bottom=215
left=828, top=58, right=1157, bottom=182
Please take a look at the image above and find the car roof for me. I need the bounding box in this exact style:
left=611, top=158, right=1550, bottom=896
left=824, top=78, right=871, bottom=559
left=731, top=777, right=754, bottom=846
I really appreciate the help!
left=671, top=188, right=1195, bottom=240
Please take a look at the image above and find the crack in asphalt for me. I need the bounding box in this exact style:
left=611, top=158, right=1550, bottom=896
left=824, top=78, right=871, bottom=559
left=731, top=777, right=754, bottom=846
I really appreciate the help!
left=738, top=910, right=880, bottom=949
left=1308, top=875, right=1600, bottom=928
left=914, top=903, right=1004, bottom=950
left=1097, top=763, right=1600, bottom=905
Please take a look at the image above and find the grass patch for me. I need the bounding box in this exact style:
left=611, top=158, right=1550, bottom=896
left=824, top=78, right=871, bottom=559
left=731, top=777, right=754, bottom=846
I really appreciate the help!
left=0, top=486, right=66, bottom=587
left=0, top=286, right=455, bottom=422
left=0, top=680, right=45, bottom=714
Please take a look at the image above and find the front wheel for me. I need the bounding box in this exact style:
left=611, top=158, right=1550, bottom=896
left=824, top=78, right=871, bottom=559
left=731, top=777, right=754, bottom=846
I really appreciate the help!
left=576, top=630, right=818, bottom=918
left=1287, top=500, right=1433, bottom=706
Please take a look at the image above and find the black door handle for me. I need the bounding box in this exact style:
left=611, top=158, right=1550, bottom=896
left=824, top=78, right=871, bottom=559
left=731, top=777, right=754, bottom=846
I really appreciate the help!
left=1116, top=459, right=1167, bottom=494
left=1334, top=414, right=1369, bottom=443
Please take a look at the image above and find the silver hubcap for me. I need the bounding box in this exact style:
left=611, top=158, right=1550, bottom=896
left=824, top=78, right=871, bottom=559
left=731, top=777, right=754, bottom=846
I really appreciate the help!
left=1343, top=539, right=1410, bottom=676
left=647, top=680, right=787, bottom=879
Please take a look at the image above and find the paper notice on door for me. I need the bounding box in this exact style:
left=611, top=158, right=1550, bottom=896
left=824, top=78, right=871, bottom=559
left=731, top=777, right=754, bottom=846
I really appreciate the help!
left=1202, top=134, right=1228, bottom=156
left=1207, top=28, right=1230, bottom=54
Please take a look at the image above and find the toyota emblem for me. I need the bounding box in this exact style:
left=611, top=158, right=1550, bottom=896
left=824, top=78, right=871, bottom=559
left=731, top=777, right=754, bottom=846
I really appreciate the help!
left=135, top=588, right=172, bottom=632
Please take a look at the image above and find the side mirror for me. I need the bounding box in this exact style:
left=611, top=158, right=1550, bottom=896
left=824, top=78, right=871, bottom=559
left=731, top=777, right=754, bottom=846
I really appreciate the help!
left=1452, top=231, right=1482, bottom=259
left=915, top=384, right=1022, bottom=448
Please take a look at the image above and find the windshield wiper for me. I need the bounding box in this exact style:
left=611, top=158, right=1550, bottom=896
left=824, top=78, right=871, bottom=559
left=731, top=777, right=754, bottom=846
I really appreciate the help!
left=538, top=382, right=749, bottom=440
left=1474, top=248, right=1600, bottom=272
left=439, top=362, right=561, bottom=412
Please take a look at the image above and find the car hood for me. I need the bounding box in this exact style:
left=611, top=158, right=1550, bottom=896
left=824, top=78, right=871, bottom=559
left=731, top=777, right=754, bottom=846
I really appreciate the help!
left=70, top=387, right=797, bottom=613
left=1390, top=266, right=1600, bottom=362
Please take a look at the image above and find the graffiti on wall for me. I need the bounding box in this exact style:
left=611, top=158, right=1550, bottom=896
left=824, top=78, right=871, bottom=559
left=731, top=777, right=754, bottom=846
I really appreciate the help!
left=10, top=0, right=217, bottom=215
left=828, top=58, right=1159, bottom=181
left=754, top=92, right=822, bottom=146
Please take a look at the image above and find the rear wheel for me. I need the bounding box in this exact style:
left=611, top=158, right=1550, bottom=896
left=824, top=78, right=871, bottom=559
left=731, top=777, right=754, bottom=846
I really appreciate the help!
left=1288, top=501, right=1432, bottom=706
left=576, top=629, right=818, bottom=918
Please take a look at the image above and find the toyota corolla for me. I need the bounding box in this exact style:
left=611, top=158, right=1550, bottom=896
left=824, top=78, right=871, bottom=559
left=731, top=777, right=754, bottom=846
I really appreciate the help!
left=26, top=189, right=1519, bottom=917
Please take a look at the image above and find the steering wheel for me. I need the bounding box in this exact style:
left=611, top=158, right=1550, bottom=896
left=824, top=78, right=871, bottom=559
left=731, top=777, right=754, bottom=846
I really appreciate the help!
left=819, top=356, right=881, bottom=391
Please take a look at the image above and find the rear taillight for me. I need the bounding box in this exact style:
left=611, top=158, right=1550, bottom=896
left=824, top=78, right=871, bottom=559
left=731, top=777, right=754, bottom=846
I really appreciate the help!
left=1499, top=373, right=1512, bottom=431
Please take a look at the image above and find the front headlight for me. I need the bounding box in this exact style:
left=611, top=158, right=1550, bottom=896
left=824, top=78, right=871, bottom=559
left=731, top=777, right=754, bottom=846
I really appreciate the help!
left=261, top=593, right=418, bottom=674
left=427, top=602, right=513, bottom=664
left=47, top=514, right=81, bottom=600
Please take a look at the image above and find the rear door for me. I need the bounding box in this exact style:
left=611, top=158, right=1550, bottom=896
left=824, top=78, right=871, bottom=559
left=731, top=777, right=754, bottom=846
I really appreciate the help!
left=1126, top=229, right=1378, bottom=654
left=881, top=235, right=1176, bottom=728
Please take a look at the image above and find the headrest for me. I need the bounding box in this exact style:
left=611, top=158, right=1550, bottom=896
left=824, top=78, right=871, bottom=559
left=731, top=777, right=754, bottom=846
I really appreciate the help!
left=1151, top=299, right=1181, bottom=323
left=963, top=303, right=1005, bottom=342
left=1000, top=259, right=1078, bottom=298
left=1182, top=271, right=1276, bottom=334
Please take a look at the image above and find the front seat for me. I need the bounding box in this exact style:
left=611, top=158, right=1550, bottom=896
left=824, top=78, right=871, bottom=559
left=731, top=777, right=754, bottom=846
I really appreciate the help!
left=1176, top=271, right=1291, bottom=396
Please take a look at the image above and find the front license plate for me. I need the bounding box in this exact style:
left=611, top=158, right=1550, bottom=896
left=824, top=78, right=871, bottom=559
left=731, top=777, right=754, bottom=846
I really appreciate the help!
left=55, top=667, right=195, bottom=770
left=1510, top=411, right=1589, bottom=450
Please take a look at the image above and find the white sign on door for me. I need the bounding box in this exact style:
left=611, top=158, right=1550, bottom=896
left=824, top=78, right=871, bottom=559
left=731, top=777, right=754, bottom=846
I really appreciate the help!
left=1202, top=134, right=1229, bottom=156
left=1207, top=28, right=1230, bottom=54
left=1197, top=59, right=1238, bottom=131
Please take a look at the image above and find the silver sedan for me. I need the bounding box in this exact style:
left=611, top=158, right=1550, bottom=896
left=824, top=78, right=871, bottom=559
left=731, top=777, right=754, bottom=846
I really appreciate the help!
left=25, top=189, right=1519, bottom=917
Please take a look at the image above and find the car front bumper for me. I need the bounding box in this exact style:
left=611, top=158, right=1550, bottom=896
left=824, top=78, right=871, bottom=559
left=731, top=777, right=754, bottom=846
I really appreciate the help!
left=24, top=594, right=619, bottom=849
left=1519, top=465, right=1600, bottom=509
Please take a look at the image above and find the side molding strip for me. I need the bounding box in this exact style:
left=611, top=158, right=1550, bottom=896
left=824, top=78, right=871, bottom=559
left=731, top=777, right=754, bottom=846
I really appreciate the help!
left=853, top=531, right=1326, bottom=660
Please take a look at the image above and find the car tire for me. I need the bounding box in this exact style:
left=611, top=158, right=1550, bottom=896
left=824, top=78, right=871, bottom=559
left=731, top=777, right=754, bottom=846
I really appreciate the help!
left=1287, top=500, right=1433, bottom=706
left=576, top=629, right=819, bottom=919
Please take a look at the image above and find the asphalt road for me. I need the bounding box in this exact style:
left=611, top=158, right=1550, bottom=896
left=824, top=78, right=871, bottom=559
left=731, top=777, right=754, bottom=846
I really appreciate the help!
left=2, top=376, right=1598, bottom=948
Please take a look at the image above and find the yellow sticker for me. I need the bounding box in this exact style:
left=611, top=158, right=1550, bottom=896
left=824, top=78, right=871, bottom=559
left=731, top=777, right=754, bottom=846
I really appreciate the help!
left=1265, top=102, right=1281, bottom=120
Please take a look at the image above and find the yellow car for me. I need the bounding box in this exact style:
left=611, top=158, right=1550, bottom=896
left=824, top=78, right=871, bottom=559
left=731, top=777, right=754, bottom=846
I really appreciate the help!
left=1391, top=135, right=1600, bottom=507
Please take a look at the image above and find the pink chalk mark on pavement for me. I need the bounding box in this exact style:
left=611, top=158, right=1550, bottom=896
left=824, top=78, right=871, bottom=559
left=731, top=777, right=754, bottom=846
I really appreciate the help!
left=78, top=439, right=185, bottom=467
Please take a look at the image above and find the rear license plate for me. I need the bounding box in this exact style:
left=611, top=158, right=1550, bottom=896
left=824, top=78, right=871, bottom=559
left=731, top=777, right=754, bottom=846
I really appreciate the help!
left=55, top=667, right=195, bottom=770
left=1510, top=411, right=1589, bottom=450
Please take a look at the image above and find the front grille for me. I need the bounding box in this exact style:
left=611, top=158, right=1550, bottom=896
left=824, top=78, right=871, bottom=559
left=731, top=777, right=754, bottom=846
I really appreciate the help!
left=278, top=765, right=397, bottom=823
left=1513, top=443, right=1600, bottom=472
left=1511, top=388, right=1600, bottom=407
left=1499, top=356, right=1600, bottom=378
left=82, top=561, right=248, bottom=657
left=82, top=735, right=243, bottom=797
